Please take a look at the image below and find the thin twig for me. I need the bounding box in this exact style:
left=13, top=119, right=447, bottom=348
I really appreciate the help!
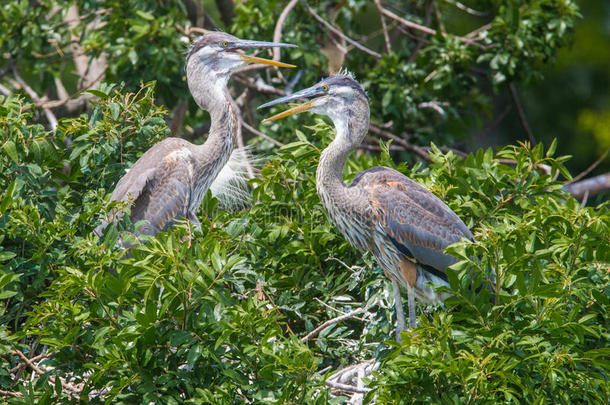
left=368, top=122, right=553, bottom=174
left=0, top=389, right=22, bottom=398
left=272, top=0, right=299, bottom=61
left=304, top=1, right=382, bottom=58
left=36, top=67, right=107, bottom=109
left=509, top=82, right=535, bottom=144
left=241, top=120, right=284, bottom=147
left=433, top=0, right=446, bottom=35
left=9, top=352, right=51, bottom=374
left=10, top=67, right=58, bottom=130
left=379, top=5, right=483, bottom=47
left=233, top=75, right=286, bottom=96
left=566, top=148, right=609, bottom=184
left=14, top=350, right=81, bottom=395
left=301, top=307, right=365, bottom=343
left=326, top=379, right=371, bottom=394
left=443, top=0, right=490, bottom=17
left=563, top=172, right=610, bottom=200
left=374, top=0, right=391, bottom=53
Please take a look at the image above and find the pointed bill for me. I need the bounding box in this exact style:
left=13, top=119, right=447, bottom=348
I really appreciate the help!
left=262, top=101, right=316, bottom=123
left=240, top=55, right=296, bottom=68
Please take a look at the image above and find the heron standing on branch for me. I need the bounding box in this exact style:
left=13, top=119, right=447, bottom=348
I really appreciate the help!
left=259, top=74, right=487, bottom=341
left=96, top=32, right=296, bottom=239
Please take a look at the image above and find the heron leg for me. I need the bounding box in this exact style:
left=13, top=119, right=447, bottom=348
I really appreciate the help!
left=392, top=279, right=407, bottom=342
left=189, top=214, right=202, bottom=234
left=407, top=285, right=417, bottom=330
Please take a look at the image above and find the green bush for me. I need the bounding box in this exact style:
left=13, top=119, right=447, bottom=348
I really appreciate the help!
left=1, top=0, right=608, bottom=403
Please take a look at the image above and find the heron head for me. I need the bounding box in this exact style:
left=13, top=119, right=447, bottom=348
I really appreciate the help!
left=186, top=32, right=296, bottom=77
left=258, top=74, right=368, bottom=125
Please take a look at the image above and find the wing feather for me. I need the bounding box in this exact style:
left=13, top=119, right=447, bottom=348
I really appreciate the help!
left=355, top=167, right=472, bottom=275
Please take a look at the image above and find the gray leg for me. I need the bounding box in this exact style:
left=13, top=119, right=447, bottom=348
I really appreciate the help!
left=407, top=285, right=417, bottom=329
left=392, top=279, right=407, bottom=342
left=189, top=214, right=202, bottom=234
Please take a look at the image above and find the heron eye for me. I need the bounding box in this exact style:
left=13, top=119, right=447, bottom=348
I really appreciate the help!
left=222, top=41, right=229, bottom=47
left=321, top=85, right=329, bottom=92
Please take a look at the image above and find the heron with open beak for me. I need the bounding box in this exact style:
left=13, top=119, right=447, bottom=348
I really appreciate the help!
left=259, top=74, right=489, bottom=341
left=96, top=32, right=296, bottom=241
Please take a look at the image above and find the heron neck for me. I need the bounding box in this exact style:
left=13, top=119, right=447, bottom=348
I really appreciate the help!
left=189, top=73, right=237, bottom=178
left=316, top=111, right=369, bottom=199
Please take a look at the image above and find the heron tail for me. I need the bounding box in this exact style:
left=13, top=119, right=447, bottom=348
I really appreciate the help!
left=210, top=146, right=259, bottom=211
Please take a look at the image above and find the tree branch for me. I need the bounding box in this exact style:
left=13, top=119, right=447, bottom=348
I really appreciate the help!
left=303, top=1, right=382, bottom=58
left=374, top=0, right=392, bottom=53
left=566, top=148, right=609, bottom=184
left=301, top=307, right=365, bottom=343
left=272, top=0, right=299, bottom=62
left=10, top=67, right=58, bottom=130
left=379, top=4, right=483, bottom=47
left=563, top=173, right=610, bottom=200
left=509, top=83, right=535, bottom=144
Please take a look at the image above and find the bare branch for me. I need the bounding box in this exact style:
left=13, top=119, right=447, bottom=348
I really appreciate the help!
left=10, top=67, right=58, bottom=130
left=418, top=101, right=448, bottom=116
left=379, top=5, right=483, bottom=47
left=563, top=173, right=610, bottom=200
left=301, top=307, right=365, bottom=343
left=232, top=76, right=287, bottom=96
left=566, top=148, right=609, bottom=184
left=374, top=0, right=392, bottom=53
left=272, top=0, right=300, bottom=62
left=326, top=379, right=371, bottom=394
left=241, top=120, right=284, bottom=147
left=0, top=389, right=22, bottom=398
left=303, top=1, right=382, bottom=58
left=509, top=83, right=535, bottom=144
left=443, top=0, right=490, bottom=17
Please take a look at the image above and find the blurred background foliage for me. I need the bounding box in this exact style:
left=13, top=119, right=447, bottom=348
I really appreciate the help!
left=0, top=0, right=608, bottom=403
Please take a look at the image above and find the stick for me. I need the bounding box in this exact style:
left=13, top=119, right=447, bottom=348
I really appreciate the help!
left=304, top=1, right=382, bottom=58
left=241, top=120, right=284, bottom=147
left=509, top=83, right=535, bottom=144
left=379, top=5, right=482, bottom=47
left=325, top=379, right=371, bottom=393
left=301, top=307, right=365, bottom=343
left=566, top=148, right=609, bottom=184
left=10, top=67, right=58, bottom=130
left=374, top=0, right=392, bottom=53
left=563, top=172, right=610, bottom=200
left=272, top=0, right=299, bottom=61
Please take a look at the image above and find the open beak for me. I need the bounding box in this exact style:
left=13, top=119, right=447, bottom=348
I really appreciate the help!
left=230, top=39, right=297, bottom=68
left=258, top=86, right=326, bottom=122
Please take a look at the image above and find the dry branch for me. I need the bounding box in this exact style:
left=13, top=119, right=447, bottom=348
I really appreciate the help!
left=303, top=1, right=382, bottom=58
left=379, top=4, right=483, bottom=47
left=509, top=83, right=535, bottom=144
left=563, top=173, right=610, bottom=200
left=301, top=308, right=365, bottom=343
left=272, top=0, right=300, bottom=62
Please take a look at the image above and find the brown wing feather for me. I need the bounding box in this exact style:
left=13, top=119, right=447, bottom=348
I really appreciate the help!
left=353, top=166, right=472, bottom=273
left=98, top=138, right=195, bottom=236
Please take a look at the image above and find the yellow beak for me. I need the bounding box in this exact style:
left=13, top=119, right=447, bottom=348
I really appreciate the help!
left=240, top=55, right=296, bottom=68
left=262, top=101, right=316, bottom=123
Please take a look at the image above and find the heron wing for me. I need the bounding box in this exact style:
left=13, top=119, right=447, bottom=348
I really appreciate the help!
left=101, top=138, right=195, bottom=236
left=353, top=166, right=472, bottom=277
left=129, top=149, right=195, bottom=235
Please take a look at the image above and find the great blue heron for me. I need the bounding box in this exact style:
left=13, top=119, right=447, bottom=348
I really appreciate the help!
left=95, top=32, right=296, bottom=240
left=259, top=74, right=485, bottom=341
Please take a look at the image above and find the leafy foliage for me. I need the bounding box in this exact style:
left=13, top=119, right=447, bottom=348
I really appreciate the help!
left=0, top=0, right=608, bottom=403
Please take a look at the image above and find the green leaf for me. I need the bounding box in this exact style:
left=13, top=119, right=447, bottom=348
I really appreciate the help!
left=0, top=180, right=16, bottom=214
left=2, top=141, right=18, bottom=162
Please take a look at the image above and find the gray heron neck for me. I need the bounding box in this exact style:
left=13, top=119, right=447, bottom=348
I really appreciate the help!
left=187, top=64, right=237, bottom=183
left=316, top=112, right=368, bottom=198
